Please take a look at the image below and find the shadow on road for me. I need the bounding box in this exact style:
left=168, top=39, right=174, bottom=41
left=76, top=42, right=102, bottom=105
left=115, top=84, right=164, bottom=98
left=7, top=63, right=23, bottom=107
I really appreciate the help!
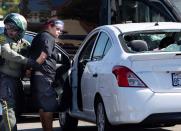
left=18, top=126, right=95, bottom=131
left=17, top=116, right=40, bottom=123
left=76, top=125, right=172, bottom=131
left=19, top=127, right=60, bottom=131
left=17, top=115, right=172, bottom=131
left=112, top=126, right=171, bottom=131
left=18, top=126, right=172, bottom=131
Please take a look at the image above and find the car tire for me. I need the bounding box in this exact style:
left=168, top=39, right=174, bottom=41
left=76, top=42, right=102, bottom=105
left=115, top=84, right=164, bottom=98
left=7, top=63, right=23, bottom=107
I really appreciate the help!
left=59, top=112, right=78, bottom=131
left=96, top=100, right=112, bottom=131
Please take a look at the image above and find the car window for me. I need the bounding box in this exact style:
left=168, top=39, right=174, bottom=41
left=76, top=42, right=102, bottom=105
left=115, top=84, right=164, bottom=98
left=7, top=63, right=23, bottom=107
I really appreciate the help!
left=24, top=33, right=34, bottom=44
left=122, top=30, right=181, bottom=53
left=79, top=33, right=98, bottom=61
left=0, top=27, right=4, bottom=34
left=92, top=32, right=111, bottom=60
left=103, top=39, right=112, bottom=56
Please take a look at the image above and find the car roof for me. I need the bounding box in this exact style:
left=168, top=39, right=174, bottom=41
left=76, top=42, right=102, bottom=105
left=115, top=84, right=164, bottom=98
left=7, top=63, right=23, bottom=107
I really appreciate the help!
left=106, top=22, right=181, bottom=33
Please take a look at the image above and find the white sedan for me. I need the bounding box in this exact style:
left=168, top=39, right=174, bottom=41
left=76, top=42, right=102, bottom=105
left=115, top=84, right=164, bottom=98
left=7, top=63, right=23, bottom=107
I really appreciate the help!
left=59, top=22, right=181, bottom=131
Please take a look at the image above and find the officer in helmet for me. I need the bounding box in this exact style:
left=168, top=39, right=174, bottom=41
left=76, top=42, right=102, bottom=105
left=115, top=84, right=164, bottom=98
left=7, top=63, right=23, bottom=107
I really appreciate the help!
left=0, top=13, right=40, bottom=131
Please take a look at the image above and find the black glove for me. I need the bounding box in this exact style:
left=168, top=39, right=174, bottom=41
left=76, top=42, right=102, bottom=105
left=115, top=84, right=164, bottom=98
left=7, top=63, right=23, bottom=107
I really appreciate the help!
left=26, top=59, right=41, bottom=70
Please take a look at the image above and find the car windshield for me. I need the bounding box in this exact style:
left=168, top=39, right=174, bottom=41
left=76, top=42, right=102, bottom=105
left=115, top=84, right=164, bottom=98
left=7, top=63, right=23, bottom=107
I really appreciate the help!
left=122, top=30, right=181, bottom=53
left=23, top=33, right=35, bottom=43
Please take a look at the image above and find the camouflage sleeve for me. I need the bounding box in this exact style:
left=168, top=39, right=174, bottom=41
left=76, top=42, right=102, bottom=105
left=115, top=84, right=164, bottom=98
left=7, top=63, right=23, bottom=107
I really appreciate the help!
left=1, top=42, right=28, bottom=64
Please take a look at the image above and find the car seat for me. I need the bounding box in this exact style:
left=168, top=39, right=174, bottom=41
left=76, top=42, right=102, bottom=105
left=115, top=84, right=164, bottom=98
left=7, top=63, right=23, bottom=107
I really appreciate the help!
left=127, top=40, right=148, bottom=52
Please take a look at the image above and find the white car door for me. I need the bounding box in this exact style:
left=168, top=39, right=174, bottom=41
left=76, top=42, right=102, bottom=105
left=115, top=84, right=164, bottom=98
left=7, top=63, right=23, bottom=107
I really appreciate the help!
left=81, top=31, right=113, bottom=114
left=81, top=61, right=98, bottom=112
left=76, top=32, right=99, bottom=111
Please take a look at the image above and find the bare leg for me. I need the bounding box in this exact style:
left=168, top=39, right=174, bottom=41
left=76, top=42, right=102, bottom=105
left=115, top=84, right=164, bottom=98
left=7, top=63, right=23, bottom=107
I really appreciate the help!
left=39, top=109, right=53, bottom=131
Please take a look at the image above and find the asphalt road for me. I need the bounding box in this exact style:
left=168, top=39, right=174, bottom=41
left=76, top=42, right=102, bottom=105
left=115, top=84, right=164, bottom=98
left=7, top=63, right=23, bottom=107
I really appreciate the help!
left=17, top=115, right=95, bottom=131
left=16, top=115, right=181, bottom=131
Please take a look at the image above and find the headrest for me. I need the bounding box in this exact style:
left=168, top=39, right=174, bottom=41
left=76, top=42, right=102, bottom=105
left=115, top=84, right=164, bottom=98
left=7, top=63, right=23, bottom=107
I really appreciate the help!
left=127, top=40, right=148, bottom=52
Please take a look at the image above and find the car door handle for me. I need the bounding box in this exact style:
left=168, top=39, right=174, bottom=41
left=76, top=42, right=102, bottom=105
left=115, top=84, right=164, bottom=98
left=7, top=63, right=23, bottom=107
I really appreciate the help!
left=93, top=73, right=98, bottom=77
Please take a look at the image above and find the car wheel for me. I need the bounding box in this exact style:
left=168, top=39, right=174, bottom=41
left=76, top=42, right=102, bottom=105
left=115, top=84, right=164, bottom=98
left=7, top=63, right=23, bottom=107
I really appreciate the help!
left=96, top=100, right=112, bottom=131
left=59, top=112, right=78, bottom=131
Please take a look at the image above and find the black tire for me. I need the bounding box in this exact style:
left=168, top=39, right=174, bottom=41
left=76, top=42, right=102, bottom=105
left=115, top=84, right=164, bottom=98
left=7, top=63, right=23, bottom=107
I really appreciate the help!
left=59, top=112, right=78, bottom=131
left=96, top=100, right=112, bottom=131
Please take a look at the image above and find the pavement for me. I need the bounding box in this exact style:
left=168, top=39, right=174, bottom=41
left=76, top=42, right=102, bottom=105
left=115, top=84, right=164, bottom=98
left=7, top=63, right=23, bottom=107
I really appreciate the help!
left=17, top=114, right=95, bottom=130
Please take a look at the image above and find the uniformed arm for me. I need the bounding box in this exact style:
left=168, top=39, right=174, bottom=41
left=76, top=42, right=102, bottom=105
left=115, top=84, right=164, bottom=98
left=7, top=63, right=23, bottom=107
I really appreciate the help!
left=20, top=39, right=31, bottom=57
left=1, top=43, right=28, bottom=64
left=25, top=51, right=46, bottom=75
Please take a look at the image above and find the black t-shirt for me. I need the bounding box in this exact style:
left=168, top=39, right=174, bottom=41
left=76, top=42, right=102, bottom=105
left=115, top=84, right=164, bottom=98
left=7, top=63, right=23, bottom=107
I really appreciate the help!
left=29, top=31, right=57, bottom=80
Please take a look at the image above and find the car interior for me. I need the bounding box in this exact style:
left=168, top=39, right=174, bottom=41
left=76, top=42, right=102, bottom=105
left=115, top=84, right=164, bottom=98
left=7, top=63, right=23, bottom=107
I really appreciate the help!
left=127, top=40, right=148, bottom=52
left=122, top=31, right=181, bottom=52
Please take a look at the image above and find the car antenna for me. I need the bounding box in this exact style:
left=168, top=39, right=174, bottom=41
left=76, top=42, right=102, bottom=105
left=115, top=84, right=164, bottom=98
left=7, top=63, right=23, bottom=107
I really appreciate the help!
left=155, top=21, right=159, bottom=26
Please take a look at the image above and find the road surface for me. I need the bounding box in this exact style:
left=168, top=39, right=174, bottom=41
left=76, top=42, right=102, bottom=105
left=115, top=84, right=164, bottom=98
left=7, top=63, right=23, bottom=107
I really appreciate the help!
left=17, top=115, right=181, bottom=131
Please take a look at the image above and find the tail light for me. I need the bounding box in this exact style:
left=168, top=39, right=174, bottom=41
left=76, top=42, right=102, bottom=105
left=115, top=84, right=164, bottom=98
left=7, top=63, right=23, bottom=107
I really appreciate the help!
left=112, top=66, right=147, bottom=88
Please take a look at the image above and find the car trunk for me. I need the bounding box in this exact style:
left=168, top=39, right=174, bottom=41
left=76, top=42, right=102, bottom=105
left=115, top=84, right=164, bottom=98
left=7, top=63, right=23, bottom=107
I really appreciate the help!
left=128, top=52, right=181, bottom=93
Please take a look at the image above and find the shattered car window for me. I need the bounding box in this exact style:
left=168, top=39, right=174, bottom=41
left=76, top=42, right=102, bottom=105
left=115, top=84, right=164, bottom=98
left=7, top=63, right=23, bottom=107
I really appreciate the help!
left=122, top=30, right=181, bottom=52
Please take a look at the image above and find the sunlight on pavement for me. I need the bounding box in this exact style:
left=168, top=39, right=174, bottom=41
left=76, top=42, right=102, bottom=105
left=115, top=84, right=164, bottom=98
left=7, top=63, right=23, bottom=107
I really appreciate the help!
left=17, top=120, right=60, bottom=130
left=17, top=119, right=95, bottom=130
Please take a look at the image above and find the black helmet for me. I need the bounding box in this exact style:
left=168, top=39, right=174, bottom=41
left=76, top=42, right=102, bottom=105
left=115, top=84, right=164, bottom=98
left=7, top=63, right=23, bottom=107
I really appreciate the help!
left=4, top=13, right=27, bottom=40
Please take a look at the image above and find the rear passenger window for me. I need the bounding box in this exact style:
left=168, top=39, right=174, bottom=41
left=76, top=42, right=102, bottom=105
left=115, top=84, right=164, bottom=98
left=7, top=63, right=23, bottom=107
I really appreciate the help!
left=92, top=32, right=112, bottom=60
left=79, top=33, right=98, bottom=61
left=103, top=39, right=112, bottom=56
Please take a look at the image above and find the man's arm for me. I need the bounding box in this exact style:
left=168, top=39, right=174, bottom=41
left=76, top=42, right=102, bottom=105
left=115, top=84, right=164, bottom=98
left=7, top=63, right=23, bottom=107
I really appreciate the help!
left=36, top=51, right=47, bottom=64
left=25, top=51, right=47, bottom=75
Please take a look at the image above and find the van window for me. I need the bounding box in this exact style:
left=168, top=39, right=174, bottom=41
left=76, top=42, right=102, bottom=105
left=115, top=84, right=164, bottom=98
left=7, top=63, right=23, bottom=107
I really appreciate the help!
left=111, top=0, right=169, bottom=23
left=171, top=0, right=181, bottom=14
